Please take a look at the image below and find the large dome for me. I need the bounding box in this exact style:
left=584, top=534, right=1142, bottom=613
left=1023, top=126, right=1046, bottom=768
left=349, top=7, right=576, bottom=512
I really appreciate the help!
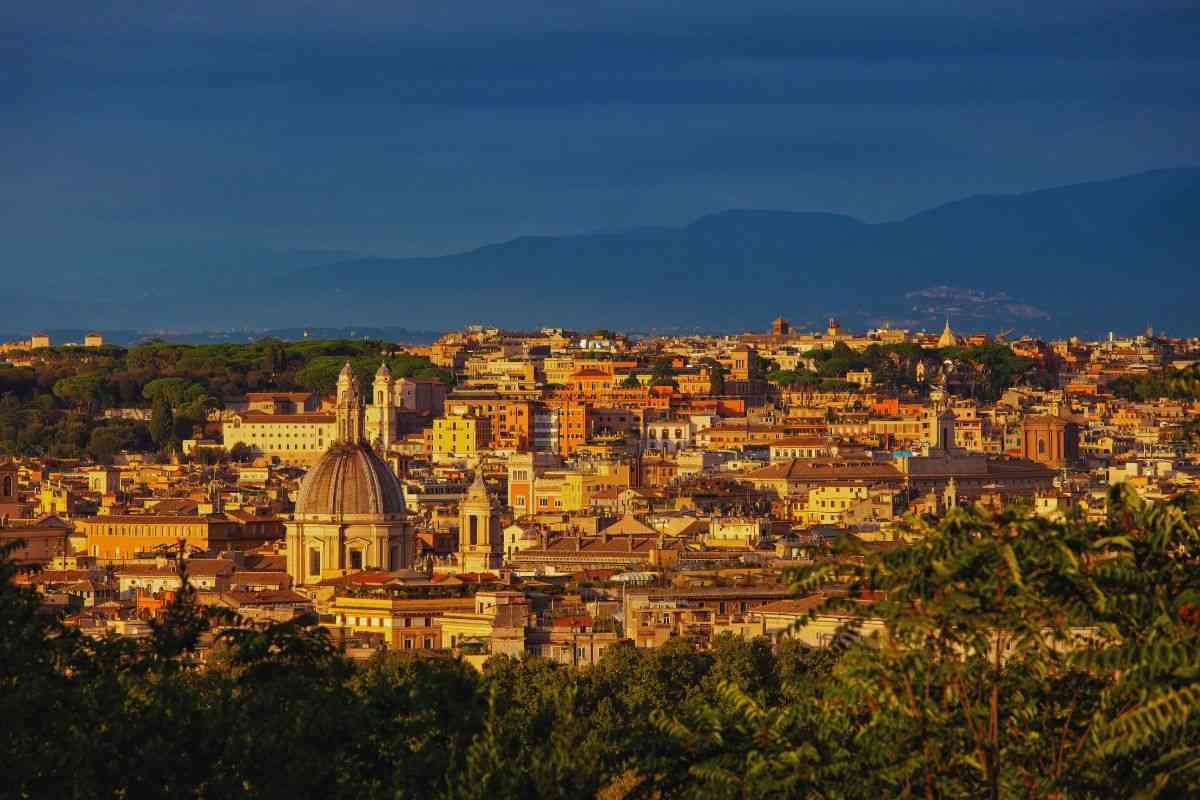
left=293, top=443, right=406, bottom=519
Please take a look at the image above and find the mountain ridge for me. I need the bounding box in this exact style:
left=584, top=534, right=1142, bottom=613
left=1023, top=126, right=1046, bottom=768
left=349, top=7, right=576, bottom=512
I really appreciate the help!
left=7, top=166, right=1198, bottom=337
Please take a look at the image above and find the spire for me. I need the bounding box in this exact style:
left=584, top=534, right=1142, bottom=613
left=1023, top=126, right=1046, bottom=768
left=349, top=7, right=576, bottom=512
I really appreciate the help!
left=937, top=316, right=957, bottom=348
left=375, top=361, right=392, bottom=379
left=467, top=469, right=491, bottom=502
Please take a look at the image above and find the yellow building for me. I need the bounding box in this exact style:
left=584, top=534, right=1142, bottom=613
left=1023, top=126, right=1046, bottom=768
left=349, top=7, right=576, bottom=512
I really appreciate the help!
left=562, top=463, right=631, bottom=512
left=542, top=356, right=577, bottom=386
left=525, top=461, right=632, bottom=513
left=803, top=484, right=873, bottom=525
left=326, top=596, right=474, bottom=651
left=431, top=410, right=491, bottom=462
left=222, top=411, right=336, bottom=461
left=76, top=514, right=255, bottom=560
left=706, top=518, right=767, bottom=549
left=440, top=591, right=531, bottom=654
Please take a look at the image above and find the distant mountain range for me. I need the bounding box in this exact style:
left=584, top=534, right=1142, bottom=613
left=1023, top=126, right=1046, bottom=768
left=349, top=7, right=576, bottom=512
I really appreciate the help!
left=8, top=167, right=1198, bottom=338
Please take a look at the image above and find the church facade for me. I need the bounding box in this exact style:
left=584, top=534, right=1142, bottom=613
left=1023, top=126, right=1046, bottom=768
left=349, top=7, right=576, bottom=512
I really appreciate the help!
left=286, top=363, right=415, bottom=586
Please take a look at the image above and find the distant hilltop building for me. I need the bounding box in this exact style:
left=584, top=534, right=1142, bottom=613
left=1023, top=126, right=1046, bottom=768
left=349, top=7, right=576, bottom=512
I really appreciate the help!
left=29, top=332, right=51, bottom=349
left=744, top=315, right=910, bottom=350
left=84, top=332, right=103, bottom=348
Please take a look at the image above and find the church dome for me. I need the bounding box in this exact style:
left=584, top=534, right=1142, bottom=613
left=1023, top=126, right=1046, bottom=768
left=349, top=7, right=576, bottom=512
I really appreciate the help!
left=293, top=442, right=406, bottom=519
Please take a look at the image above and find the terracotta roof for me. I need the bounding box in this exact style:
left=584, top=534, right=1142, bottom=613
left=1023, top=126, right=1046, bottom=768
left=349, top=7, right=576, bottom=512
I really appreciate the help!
left=570, top=568, right=620, bottom=581
left=117, top=559, right=234, bottom=577
left=245, top=392, right=313, bottom=401
left=241, top=554, right=286, bottom=571
left=79, top=514, right=233, bottom=524
left=237, top=412, right=335, bottom=424
left=599, top=514, right=659, bottom=536
left=757, top=596, right=829, bottom=614
left=746, top=459, right=902, bottom=482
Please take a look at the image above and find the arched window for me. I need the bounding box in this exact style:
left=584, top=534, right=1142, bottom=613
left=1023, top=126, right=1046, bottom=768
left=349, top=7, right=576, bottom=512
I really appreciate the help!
left=2, top=476, right=10, bottom=497
left=1038, top=439, right=1046, bottom=455
left=469, top=515, right=478, bottom=546
left=309, top=549, right=322, bottom=577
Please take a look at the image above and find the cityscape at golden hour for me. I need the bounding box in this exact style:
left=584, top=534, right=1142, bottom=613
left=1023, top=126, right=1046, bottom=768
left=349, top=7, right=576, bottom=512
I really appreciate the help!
left=3, top=1, right=1199, bottom=797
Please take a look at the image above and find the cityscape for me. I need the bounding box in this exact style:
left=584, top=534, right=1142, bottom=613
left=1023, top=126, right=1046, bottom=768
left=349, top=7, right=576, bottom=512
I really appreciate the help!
left=4, top=1, right=1199, bottom=798
left=3, top=318, right=1200, bottom=795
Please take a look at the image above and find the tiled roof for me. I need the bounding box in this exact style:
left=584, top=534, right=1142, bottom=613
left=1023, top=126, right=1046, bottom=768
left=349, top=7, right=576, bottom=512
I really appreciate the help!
left=236, top=412, right=334, bottom=423
left=747, top=459, right=902, bottom=481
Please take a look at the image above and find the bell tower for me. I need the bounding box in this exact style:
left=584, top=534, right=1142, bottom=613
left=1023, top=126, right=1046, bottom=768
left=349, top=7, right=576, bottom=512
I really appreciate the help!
left=458, top=470, right=502, bottom=572
left=335, top=362, right=364, bottom=443
left=372, top=362, right=396, bottom=451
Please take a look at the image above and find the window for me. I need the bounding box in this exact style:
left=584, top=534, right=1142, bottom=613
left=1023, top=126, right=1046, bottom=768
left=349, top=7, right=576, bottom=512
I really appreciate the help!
left=309, top=549, right=322, bottom=577
left=423, top=637, right=433, bottom=649
left=349, top=550, right=363, bottom=570
left=469, top=515, right=478, bottom=546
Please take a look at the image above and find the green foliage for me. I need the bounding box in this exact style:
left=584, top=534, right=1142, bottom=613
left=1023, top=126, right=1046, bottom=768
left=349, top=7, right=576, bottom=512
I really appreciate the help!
left=1110, top=365, right=1200, bottom=403
left=149, top=395, right=174, bottom=447
left=87, top=419, right=151, bottom=464
left=0, top=339, right=445, bottom=458
left=708, top=362, right=726, bottom=395
left=52, top=372, right=111, bottom=412
left=782, top=341, right=1041, bottom=400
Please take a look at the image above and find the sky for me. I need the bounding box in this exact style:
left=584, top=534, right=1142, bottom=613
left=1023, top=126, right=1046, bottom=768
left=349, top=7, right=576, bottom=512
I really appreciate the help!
left=2, top=0, right=1198, bottom=284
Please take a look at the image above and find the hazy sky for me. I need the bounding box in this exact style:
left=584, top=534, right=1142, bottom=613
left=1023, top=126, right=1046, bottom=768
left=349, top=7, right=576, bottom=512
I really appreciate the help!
left=3, top=0, right=1197, bottom=272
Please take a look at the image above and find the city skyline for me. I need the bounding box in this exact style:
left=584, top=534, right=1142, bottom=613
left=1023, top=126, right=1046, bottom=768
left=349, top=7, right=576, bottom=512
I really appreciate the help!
left=4, top=4, right=1200, bottom=795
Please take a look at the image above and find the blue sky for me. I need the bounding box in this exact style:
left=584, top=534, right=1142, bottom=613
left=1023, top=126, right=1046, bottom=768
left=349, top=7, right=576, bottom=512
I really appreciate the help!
left=2, top=0, right=1197, bottom=283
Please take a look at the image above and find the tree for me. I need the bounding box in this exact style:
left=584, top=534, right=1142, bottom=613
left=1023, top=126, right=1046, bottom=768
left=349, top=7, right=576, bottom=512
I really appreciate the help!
left=87, top=421, right=149, bottom=464
left=261, top=338, right=286, bottom=376
left=708, top=364, right=726, bottom=395
left=1078, top=486, right=1200, bottom=796
left=52, top=373, right=109, bottom=413
left=142, top=377, right=197, bottom=407
left=812, top=506, right=1107, bottom=799
left=149, top=395, right=174, bottom=447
